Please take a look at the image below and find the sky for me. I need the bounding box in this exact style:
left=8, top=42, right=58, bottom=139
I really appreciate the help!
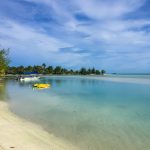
left=0, top=0, right=150, bottom=73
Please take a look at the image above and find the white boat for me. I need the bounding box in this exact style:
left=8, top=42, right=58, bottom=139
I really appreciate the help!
left=19, top=76, right=40, bottom=82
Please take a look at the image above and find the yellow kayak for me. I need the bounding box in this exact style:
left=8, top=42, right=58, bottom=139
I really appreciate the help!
left=33, top=83, right=50, bottom=89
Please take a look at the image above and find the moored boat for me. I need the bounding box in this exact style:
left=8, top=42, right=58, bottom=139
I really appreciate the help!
left=18, top=76, right=40, bottom=82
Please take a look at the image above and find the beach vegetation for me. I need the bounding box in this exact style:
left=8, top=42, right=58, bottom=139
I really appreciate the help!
left=7, top=64, right=106, bottom=76
left=0, top=48, right=10, bottom=76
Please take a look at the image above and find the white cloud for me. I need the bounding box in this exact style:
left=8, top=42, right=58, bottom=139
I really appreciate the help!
left=25, top=0, right=145, bottom=19
left=0, top=19, right=72, bottom=65
left=74, top=0, right=145, bottom=19
left=22, top=0, right=150, bottom=48
left=0, top=19, right=70, bottom=52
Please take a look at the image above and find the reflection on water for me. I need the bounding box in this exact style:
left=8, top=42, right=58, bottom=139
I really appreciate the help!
left=3, top=76, right=150, bottom=150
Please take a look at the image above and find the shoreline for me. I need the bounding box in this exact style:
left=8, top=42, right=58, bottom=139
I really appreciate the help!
left=0, top=101, right=78, bottom=150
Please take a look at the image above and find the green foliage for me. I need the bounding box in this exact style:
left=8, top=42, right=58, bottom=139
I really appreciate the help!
left=45, top=66, right=53, bottom=74
left=80, top=68, right=87, bottom=75
left=0, top=49, right=10, bottom=76
left=54, top=66, right=62, bottom=74
left=91, top=68, right=96, bottom=74
left=7, top=63, right=106, bottom=75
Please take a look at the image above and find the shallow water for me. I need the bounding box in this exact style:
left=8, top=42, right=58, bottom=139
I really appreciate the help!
left=2, top=76, right=150, bottom=150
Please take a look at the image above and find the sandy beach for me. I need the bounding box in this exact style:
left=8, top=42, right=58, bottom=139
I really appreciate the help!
left=0, top=100, right=78, bottom=150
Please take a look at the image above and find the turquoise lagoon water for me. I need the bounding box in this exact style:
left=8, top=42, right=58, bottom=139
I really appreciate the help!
left=2, top=76, right=150, bottom=150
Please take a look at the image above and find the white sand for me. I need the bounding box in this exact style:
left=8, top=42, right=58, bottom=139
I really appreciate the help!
left=0, top=101, right=79, bottom=150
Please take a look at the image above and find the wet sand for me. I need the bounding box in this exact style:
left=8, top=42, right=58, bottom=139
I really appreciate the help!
left=0, top=101, right=79, bottom=150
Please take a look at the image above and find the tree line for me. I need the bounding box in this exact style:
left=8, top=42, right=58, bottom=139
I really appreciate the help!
left=7, top=64, right=106, bottom=75
left=0, top=48, right=106, bottom=76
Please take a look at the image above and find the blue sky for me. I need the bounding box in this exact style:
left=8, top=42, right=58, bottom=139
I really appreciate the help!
left=0, top=0, right=150, bottom=73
